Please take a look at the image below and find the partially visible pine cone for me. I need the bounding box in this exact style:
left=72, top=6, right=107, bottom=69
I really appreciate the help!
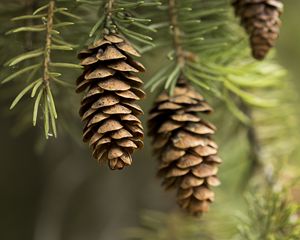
left=232, top=0, right=283, bottom=60
left=148, top=81, right=222, bottom=215
left=77, top=34, right=145, bottom=170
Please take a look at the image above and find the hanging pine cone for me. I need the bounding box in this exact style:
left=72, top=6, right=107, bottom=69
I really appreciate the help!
left=232, top=0, right=283, bottom=60
left=148, top=81, right=222, bottom=215
left=76, top=34, right=145, bottom=170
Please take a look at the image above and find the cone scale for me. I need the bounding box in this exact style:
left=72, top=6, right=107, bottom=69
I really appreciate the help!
left=77, top=34, right=145, bottom=170
left=148, top=81, right=222, bottom=215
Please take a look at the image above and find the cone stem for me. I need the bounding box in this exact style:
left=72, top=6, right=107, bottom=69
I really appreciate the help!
left=168, top=0, right=185, bottom=69
left=105, top=0, right=115, bottom=32
left=107, top=0, right=114, bottom=16
left=43, top=0, right=55, bottom=86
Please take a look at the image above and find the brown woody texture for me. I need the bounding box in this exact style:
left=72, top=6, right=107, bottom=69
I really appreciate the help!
left=148, top=81, right=222, bottom=215
left=77, top=34, right=145, bottom=170
left=232, top=0, right=283, bottom=60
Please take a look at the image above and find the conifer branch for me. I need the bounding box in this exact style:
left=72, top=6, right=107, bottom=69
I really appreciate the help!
left=82, top=0, right=158, bottom=47
left=168, top=0, right=184, bottom=69
left=245, top=83, right=298, bottom=183
left=246, top=120, right=261, bottom=174
left=240, top=101, right=262, bottom=184
left=2, top=0, right=80, bottom=138
left=43, top=0, right=55, bottom=86
left=146, top=0, right=230, bottom=94
left=238, top=188, right=300, bottom=240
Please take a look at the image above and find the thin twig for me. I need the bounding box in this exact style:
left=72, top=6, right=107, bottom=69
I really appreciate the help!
left=107, top=0, right=114, bottom=19
left=168, top=0, right=185, bottom=68
left=105, top=0, right=114, bottom=31
left=43, top=0, right=55, bottom=86
left=240, top=101, right=262, bottom=181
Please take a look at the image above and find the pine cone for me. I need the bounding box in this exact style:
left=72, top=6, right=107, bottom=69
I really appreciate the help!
left=232, top=0, right=283, bottom=60
left=76, top=34, right=145, bottom=170
left=148, top=81, right=222, bottom=215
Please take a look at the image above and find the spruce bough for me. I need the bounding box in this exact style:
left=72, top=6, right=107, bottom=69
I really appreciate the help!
left=1, top=0, right=299, bottom=226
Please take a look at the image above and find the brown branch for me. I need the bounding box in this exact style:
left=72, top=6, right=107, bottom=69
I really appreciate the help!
left=168, top=0, right=185, bottom=68
left=43, top=0, right=55, bottom=86
left=240, top=101, right=262, bottom=184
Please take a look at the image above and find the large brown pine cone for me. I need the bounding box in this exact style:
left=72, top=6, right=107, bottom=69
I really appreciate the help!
left=148, top=81, right=222, bottom=215
left=76, top=34, right=145, bottom=170
left=232, top=0, right=283, bottom=60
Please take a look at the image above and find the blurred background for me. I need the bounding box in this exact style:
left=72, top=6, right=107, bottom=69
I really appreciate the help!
left=0, top=1, right=299, bottom=240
